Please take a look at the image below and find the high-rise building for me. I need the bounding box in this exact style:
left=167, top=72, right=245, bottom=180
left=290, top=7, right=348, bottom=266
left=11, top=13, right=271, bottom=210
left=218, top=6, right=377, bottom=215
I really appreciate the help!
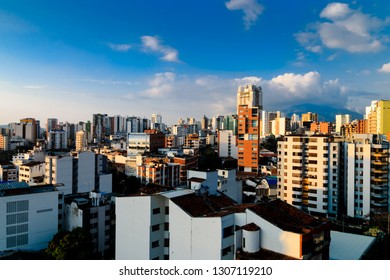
left=335, top=114, right=351, bottom=134
left=261, top=111, right=280, bottom=137
left=278, top=133, right=390, bottom=220
left=151, top=113, right=163, bottom=131
left=46, top=118, right=58, bottom=138
left=218, top=130, right=237, bottom=159
left=76, top=130, right=87, bottom=151
left=0, top=134, right=10, bottom=151
left=302, top=112, right=318, bottom=123
left=277, top=135, right=341, bottom=218
left=365, top=100, right=390, bottom=136
left=201, top=115, right=209, bottom=130
left=343, top=134, right=390, bottom=218
left=236, top=84, right=262, bottom=174
left=47, top=129, right=67, bottom=150
left=45, top=151, right=112, bottom=195
left=11, top=118, right=40, bottom=144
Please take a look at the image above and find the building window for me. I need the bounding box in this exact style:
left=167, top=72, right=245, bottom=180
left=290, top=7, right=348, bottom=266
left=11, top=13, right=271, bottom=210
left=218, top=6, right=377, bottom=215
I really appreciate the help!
left=151, top=240, right=159, bottom=248
left=165, top=206, right=169, bottom=215
left=222, top=226, right=234, bottom=238
left=151, top=224, right=160, bottom=232
left=222, top=245, right=232, bottom=256
left=152, top=208, right=160, bottom=215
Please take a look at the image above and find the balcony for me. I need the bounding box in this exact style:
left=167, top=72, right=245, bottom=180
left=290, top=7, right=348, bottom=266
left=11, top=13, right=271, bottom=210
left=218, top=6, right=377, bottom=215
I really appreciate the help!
left=371, top=192, right=388, bottom=199
left=372, top=177, right=388, bottom=183
left=372, top=168, right=388, bottom=174
left=372, top=160, right=388, bottom=166
left=371, top=201, right=388, bottom=207
left=371, top=184, right=388, bottom=191
left=373, top=152, right=387, bottom=157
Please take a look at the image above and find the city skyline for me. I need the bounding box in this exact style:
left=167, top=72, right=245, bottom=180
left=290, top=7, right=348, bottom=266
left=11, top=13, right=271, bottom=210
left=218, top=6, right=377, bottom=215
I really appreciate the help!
left=1, top=1, right=390, bottom=125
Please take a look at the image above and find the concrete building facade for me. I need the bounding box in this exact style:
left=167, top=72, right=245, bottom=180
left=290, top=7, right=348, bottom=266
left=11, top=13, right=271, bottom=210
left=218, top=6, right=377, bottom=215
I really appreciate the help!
left=236, top=84, right=262, bottom=174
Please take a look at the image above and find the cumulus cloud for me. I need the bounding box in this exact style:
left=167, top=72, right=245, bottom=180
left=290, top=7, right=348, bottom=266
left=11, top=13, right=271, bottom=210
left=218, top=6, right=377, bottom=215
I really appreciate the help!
left=120, top=70, right=373, bottom=125
left=141, top=36, right=180, bottom=62
left=107, top=43, right=132, bottom=52
left=234, top=76, right=262, bottom=86
left=378, top=62, right=390, bottom=73
left=225, top=0, right=264, bottom=30
left=296, top=2, right=388, bottom=54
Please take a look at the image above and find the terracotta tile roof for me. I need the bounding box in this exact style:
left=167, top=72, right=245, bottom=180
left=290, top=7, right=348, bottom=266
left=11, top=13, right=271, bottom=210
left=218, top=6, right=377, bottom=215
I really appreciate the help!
left=247, top=199, right=326, bottom=234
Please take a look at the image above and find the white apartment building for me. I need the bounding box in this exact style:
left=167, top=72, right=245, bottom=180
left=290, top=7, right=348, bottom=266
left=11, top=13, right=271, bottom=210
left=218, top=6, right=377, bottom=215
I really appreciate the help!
left=0, top=182, right=59, bottom=252
left=45, top=151, right=112, bottom=195
left=18, top=161, right=45, bottom=184
left=278, top=134, right=390, bottom=220
left=218, top=130, right=237, bottom=159
left=217, top=169, right=242, bottom=203
left=343, top=134, right=390, bottom=218
left=12, top=147, right=45, bottom=167
left=115, top=186, right=330, bottom=260
left=47, top=130, right=67, bottom=150
left=271, top=117, right=290, bottom=136
left=335, top=114, right=351, bottom=134
left=277, top=135, right=342, bottom=218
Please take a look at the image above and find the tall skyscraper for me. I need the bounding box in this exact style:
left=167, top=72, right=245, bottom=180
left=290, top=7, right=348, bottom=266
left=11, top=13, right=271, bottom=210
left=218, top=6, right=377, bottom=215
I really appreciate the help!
left=236, top=84, right=262, bottom=174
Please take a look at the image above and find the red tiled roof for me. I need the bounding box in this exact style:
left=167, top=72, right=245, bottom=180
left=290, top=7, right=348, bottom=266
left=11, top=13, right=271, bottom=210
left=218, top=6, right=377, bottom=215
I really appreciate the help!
left=247, top=200, right=326, bottom=234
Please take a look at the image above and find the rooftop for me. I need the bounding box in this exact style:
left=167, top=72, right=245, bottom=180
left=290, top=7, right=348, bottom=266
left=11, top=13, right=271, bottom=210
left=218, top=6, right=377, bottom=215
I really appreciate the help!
left=330, top=231, right=375, bottom=260
left=21, top=161, right=44, bottom=167
left=248, top=200, right=327, bottom=234
left=171, top=192, right=237, bottom=217
left=0, top=182, right=57, bottom=196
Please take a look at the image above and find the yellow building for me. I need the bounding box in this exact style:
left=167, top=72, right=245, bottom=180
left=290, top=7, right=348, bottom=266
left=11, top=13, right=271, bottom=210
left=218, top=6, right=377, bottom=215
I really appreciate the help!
left=378, top=100, right=390, bottom=135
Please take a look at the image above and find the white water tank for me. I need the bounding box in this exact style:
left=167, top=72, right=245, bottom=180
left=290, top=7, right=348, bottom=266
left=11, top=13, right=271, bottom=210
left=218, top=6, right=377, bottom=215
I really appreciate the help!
left=242, top=223, right=260, bottom=253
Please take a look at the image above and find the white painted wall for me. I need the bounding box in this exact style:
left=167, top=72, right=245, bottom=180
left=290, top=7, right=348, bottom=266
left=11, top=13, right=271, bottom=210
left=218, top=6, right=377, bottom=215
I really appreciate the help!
left=116, top=196, right=151, bottom=260
left=246, top=209, right=302, bottom=259
left=0, top=191, right=58, bottom=252
left=99, top=173, right=112, bottom=193
left=77, top=152, right=95, bottom=193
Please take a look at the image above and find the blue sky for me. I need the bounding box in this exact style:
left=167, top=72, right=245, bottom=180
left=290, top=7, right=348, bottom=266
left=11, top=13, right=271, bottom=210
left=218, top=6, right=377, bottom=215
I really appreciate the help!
left=1, top=0, right=390, bottom=126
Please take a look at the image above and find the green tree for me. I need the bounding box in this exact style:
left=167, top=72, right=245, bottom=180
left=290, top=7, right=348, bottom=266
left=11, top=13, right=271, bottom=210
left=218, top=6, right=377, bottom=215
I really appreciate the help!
left=45, top=227, right=94, bottom=260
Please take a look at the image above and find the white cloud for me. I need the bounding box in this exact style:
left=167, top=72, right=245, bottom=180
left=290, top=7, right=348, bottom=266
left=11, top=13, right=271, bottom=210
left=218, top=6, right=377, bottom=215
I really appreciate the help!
left=116, top=70, right=377, bottom=125
left=320, top=3, right=352, bottom=20
left=82, top=78, right=136, bottom=85
left=107, top=43, right=132, bottom=52
left=225, top=0, right=264, bottom=30
left=140, top=72, right=176, bottom=98
left=23, top=85, right=46, bottom=89
left=141, top=36, right=180, bottom=62
left=296, top=2, right=387, bottom=54
left=378, top=62, right=390, bottom=73
left=234, top=76, right=262, bottom=86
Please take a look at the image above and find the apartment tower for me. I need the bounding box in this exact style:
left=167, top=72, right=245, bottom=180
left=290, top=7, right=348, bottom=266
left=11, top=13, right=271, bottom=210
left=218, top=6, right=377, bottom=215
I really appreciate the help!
left=236, top=84, right=262, bottom=174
